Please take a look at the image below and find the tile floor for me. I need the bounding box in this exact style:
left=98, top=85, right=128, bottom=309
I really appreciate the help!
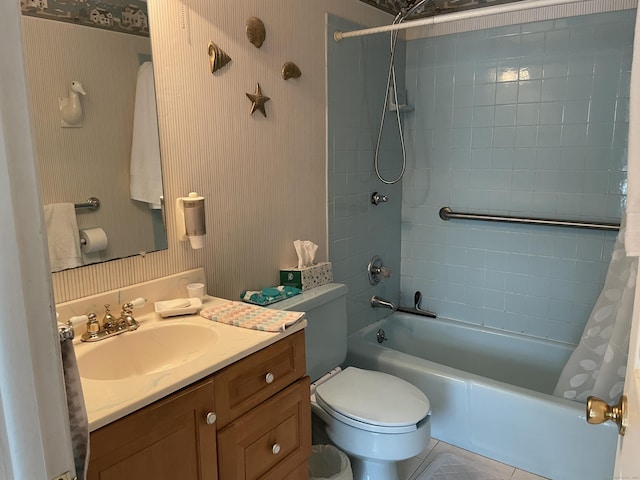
left=397, top=439, right=549, bottom=480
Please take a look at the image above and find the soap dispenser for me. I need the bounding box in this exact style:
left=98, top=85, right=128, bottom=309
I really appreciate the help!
left=176, top=192, right=206, bottom=249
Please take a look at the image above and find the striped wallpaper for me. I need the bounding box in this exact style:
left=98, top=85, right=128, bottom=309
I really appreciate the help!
left=46, top=0, right=634, bottom=304
left=49, top=0, right=390, bottom=303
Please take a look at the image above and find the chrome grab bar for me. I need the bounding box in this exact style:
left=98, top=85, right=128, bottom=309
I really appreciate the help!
left=439, top=207, right=620, bottom=231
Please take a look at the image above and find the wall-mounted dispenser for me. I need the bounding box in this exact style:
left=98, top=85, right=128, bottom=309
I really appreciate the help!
left=59, top=80, right=86, bottom=127
left=176, top=192, right=206, bottom=249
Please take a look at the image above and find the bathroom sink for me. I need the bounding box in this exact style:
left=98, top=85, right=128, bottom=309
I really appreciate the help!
left=76, top=322, right=218, bottom=381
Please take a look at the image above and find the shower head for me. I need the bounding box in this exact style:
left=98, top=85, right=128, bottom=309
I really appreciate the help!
left=396, top=0, right=429, bottom=22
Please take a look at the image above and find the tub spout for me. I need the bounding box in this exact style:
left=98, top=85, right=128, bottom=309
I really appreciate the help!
left=371, top=295, right=396, bottom=311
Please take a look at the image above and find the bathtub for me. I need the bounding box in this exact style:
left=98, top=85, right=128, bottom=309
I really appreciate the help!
left=345, top=312, right=618, bottom=480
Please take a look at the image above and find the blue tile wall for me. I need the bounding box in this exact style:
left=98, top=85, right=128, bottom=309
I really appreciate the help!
left=327, top=16, right=404, bottom=335
left=401, top=11, right=633, bottom=344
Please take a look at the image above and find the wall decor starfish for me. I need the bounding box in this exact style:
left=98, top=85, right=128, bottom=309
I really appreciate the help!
left=246, top=83, right=270, bottom=117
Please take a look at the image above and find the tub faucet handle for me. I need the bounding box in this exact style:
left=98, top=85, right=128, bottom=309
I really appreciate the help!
left=368, top=255, right=391, bottom=285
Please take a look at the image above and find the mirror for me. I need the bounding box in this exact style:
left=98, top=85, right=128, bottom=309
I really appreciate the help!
left=20, top=0, right=167, bottom=273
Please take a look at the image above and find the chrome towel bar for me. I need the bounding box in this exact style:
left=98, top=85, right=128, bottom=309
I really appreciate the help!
left=74, top=197, right=100, bottom=211
left=58, top=323, right=74, bottom=342
left=439, top=207, right=620, bottom=231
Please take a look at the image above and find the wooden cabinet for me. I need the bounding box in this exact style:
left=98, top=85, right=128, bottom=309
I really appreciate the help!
left=217, top=378, right=311, bottom=480
left=216, top=330, right=310, bottom=480
left=87, top=331, right=310, bottom=480
left=87, top=377, right=217, bottom=480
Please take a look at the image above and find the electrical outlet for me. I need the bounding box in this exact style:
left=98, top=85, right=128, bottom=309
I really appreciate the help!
left=51, top=472, right=73, bottom=480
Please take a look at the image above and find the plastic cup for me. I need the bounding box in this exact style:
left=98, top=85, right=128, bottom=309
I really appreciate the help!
left=187, top=283, right=205, bottom=300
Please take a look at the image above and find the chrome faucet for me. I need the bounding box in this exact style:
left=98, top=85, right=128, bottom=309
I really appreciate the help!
left=371, top=295, right=396, bottom=311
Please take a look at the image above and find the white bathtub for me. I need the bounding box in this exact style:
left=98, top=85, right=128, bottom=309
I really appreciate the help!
left=345, top=312, right=618, bottom=480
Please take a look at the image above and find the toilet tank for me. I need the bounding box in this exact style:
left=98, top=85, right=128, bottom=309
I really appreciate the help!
left=267, top=283, right=348, bottom=382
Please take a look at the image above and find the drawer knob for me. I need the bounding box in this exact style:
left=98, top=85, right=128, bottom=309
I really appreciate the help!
left=272, top=443, right=281, bottom=455
left=205, top=412, right=217, bottom=425
left=265, top=372, right=275, bottom=384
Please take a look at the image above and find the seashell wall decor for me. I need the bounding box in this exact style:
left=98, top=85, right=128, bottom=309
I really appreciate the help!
left=208, top=41, right=232, bottom=74
left=245, top=17, right=266, bottom=48
left=281, top=62, right=302, bottom=80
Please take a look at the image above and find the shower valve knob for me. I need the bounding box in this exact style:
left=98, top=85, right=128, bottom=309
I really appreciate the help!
left=371, top=192, right=389, bottom=205
left=368, top=255, right=391, bottom=285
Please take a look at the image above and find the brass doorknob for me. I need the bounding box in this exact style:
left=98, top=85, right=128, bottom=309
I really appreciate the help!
left=586, top=395, right=627, bottom=435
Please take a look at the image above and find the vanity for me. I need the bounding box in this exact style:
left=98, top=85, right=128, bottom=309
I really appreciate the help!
left=58, top=269, right=311, bottom=480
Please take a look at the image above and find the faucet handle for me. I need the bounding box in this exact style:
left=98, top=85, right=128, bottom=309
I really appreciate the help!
left=79, top=313, right=102, bottom=342
left=368, top=255, right=391, bottom=285
left=126, top=297, right=146, bottom=310
left=120, top=299, right=143, bottom=331
left=86, top=313, right=99, bottom=330
left=377, top=266, right=391, bottom=278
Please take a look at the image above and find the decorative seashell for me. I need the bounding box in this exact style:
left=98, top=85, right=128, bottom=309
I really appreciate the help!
left=245, top=17, right=266, bottom=48
left=282, top=62, right=302, bottom=80
left=208, top=41, right=231, bottom=73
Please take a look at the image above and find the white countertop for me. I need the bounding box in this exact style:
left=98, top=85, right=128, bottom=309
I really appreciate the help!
left=75, top=296, right=306, bottom=431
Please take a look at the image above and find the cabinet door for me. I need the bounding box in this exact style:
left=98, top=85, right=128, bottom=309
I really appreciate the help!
left=87, top=377, right=217, bottom=480
left=218, top=377, right=311, bottom=480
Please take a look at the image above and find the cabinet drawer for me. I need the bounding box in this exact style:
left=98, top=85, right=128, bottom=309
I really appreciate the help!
left=217, top=377, right=311, bottom=480
left=215, top=330, right=306, bottom=427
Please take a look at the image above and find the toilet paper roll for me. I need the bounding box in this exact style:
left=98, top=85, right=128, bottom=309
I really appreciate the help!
left=80, top=228, right=108, bottom=253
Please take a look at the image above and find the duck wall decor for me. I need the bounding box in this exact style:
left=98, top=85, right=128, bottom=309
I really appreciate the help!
left=59, top=80, right=86, bottom=128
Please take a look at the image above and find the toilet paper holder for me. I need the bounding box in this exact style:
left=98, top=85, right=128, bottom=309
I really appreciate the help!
left=79, top=227, right=108, bottom=253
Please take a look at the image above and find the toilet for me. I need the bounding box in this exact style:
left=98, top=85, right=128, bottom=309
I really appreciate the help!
left=269, top=283, right=431, bottom=480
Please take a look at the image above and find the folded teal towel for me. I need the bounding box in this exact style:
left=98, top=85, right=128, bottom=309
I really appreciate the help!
left=240, top=285, right=301, bottom=306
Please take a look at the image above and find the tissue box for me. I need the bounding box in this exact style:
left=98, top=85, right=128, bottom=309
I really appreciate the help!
left=280, top=262, right=333, bottom=291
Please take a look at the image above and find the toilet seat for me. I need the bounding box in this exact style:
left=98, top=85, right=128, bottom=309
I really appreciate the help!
left=315, top=367, right=430, bottom=434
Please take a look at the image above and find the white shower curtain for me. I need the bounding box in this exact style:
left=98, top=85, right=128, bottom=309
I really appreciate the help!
left=553, top=217, right=637, bottom=403
left=554, top=4, right=640, bottom=405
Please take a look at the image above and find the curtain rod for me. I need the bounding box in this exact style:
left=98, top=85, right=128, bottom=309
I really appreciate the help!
left=334, top=0, right=589, bottom=41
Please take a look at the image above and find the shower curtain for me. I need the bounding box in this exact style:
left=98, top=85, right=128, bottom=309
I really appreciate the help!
left=553, top=216, right=637, bottom=403
left=555, top=5, right=640, bottom=404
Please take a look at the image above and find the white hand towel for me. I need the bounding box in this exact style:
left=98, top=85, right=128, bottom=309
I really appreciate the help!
left=130, top=61, right=163, bottom=209
left=626, top=7, right=640, bottom=255
left=43, top=203, right=82, bottom=272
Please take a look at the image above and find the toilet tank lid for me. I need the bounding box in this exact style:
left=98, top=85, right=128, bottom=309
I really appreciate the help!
left=315, top=367, right=430, bottom=428
left=266, top=283, right=347, bottom=312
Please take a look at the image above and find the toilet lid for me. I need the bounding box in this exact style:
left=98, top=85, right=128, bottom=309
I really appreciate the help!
left=315, top=367, right=430, bottom=432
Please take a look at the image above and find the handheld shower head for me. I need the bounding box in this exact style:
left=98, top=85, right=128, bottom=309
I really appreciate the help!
left=398, top=0, right=429, bottom=22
